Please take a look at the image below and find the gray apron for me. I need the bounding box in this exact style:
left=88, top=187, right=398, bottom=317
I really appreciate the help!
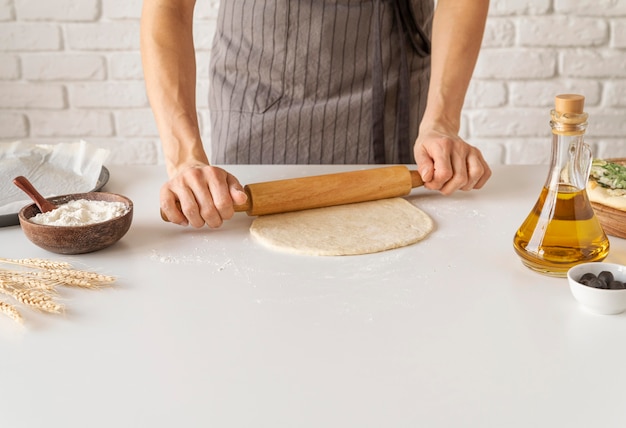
left=208, top=0, right=433, bottom=165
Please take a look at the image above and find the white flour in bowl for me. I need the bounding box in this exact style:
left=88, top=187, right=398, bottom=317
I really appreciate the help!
left=30, top=199, right=129, bottom=226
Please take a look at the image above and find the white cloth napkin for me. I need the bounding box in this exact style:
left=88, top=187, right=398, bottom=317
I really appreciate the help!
left=0, top=140, right=109, bottom=215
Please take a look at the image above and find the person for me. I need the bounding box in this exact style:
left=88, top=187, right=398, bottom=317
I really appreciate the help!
left=141, top=0, right=492, bottom=228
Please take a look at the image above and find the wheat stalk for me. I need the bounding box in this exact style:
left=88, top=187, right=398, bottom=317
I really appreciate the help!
left=0, top=270, right=108, bottom=290
left=0, top=258, right=72, bottom=270
left=0, top=257, right=115, bottom=324
left=0, top=260, right=116, bottom=288
left=9, top=288, right=63, bottom=314
left=0, top=300, right=24, bottom=325
left=0, top=273, right=58, bottom=292
left=32, top=269, right=116, bottom=287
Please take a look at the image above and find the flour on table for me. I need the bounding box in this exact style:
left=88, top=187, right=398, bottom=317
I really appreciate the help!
left=250, top=198, right=434, bottom=256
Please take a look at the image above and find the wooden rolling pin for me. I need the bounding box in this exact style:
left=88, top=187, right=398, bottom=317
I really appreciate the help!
left=161, top=165, right=423, bottom=221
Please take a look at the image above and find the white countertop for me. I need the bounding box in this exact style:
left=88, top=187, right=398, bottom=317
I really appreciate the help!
left=1, top=164, right=626, bottom=428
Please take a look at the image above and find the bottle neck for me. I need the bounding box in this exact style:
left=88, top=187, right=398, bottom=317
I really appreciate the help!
left=550, top=109, right=588, bottom=136
left=546, top=128, right=591, bottom=191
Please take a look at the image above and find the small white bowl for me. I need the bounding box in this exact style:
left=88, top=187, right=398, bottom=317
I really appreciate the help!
left=568, top=262, right=626, bottom=315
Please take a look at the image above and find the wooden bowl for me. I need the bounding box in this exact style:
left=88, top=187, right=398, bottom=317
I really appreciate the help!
left=591, top=158, right=626, bottom=239
left=18, top=192, right=133, bottom=254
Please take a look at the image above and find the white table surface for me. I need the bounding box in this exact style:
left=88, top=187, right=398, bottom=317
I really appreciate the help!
left=1, top=164, right=626, bottom=428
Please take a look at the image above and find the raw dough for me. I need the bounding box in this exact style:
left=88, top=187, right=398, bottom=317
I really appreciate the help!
left=250, top=197, right=434, bottom=256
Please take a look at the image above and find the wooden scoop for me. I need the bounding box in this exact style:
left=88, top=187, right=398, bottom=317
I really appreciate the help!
left=13, top=175, right=58, bottom=213
left=161, top=165, right=424, bottom=221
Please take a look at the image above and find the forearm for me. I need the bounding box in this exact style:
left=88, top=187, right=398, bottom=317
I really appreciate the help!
left=140, top=0, right=208, bottom=176
left=420, top=0, right=489, bottom=133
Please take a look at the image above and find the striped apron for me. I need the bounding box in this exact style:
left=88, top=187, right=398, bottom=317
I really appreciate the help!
left=208, top=0, right=433, bottom=165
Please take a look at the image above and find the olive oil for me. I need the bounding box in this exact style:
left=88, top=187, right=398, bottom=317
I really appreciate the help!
left=512, top=94, right=609, bottom=277
left=513, top=184, right=610, bottom=276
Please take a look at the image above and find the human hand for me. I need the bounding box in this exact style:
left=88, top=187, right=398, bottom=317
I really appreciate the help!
left=160, top=163, right=248, bottom=228
left=413, top=127, right=491, bottom=195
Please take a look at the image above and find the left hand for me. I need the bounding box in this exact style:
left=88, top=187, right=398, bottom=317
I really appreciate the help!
left=413, top=126, right=491, bottom=195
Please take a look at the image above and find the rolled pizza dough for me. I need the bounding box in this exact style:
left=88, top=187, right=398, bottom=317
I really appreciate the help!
left=249, top=197, right=434, bottom=256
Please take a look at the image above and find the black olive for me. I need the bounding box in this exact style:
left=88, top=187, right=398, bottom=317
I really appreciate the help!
left=576, top=271, right=624, bottom=289
left=588, top=277, right=607, bottom=289
left=598, top=271, right=614, bottom=285
left=580, top=272, right=597, bottom=282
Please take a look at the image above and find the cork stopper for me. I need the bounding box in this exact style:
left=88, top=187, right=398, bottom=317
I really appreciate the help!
left=554, top=94, right=585, bottom=114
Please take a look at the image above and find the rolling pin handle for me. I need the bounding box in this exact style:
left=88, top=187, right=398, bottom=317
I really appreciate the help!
left=410, top=169, right=424, bottom=188
left=234, top=200, right=251, bottom=212
left=160, top=199, right=251, bottom=222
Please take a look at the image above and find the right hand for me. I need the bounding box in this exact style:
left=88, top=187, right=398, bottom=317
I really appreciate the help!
left=160, top=163, right=248, bottom=228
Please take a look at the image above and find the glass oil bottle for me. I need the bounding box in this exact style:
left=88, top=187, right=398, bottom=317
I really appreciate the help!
left=513, top=94, right=610, bottom=277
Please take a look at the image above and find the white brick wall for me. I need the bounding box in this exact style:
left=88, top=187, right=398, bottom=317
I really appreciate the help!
left=472, top=0, right=626, bottom=164
left=1, top=0, right=625, bottom=166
